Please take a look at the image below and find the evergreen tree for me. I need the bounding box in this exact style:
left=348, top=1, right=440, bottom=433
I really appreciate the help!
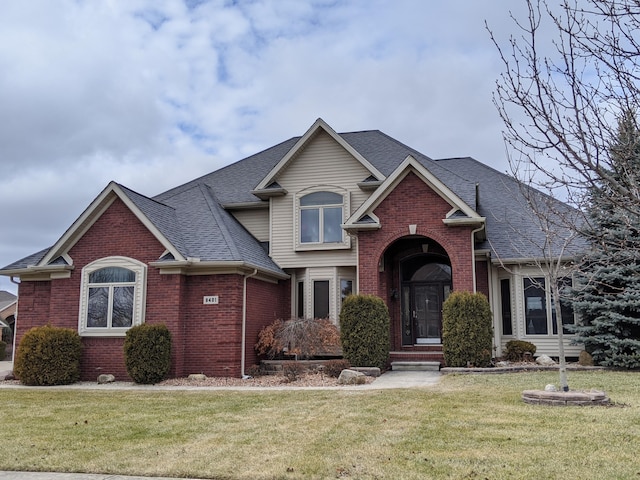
left=570, top=111, right=640, bottom=369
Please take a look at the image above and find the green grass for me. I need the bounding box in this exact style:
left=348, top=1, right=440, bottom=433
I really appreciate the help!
left=2, top=370, right=639, bottom=479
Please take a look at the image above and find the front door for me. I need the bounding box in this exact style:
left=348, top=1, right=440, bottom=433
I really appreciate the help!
left=402, top=283, right=444, bottom=344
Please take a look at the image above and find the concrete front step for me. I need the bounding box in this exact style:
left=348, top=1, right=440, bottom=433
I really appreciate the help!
left=391, top=361, right=441, bottom=371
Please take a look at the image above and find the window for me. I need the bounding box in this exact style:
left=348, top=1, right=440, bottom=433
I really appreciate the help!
left=297, top=281, right=305, bottom=318
left=523, top=276, right=575, bottom=336
left=79, top=257, right=146, bottom=336
left=300, top=191, right=343, bottom=244
left=340, top=279, right=353, bottom=303
left=500, top=278, right=513, bottom=335
left=313, top=280, right=330, bottom=319
left=524, top=278, right=547, bottom=334
left=552, top=278, right=575, bottom=334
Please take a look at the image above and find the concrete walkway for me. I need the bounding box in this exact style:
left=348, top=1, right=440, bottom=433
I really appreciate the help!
left=0, top=361, right=441, bottom=390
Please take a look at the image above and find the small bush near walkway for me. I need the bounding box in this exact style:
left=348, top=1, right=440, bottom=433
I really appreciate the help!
left=14, top=325, right=82, bottom=386
left=123, top=323, right=172, bottom=384
left=339, top=294, right=390, bottom=369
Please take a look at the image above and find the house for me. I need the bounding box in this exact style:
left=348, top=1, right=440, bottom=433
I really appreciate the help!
left=0, top=119, right=584, bottom=380
left=0, top=290, right=17, bottom=359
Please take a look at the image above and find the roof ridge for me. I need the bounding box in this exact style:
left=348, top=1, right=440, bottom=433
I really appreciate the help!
left=199, top=184, right=241, bottom=259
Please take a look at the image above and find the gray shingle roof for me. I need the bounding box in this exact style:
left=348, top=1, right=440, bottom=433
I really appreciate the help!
left=2, top=127, right=582, bottom=274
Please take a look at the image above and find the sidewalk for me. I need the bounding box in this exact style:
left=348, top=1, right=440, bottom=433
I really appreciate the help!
left=0, top=361, right=441, bottom=390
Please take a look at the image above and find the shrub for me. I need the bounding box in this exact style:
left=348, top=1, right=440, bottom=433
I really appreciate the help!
left=322, top=359, right=351, bottom=378
left=14, top=325, right=82, bottom=386
left=504, top=340, right=537, bottom=362
left=255, top=317, right=341, bottom=359
left=123, top=324, right=172, bottom=384
left=339, top=294, right=390, bottom=369
left=442, top=291, right=493, bottom=368
left=282, top=361, right=305, bottom=382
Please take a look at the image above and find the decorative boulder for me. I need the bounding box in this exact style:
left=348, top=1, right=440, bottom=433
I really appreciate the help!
left=188, top=373, right=207, bottom=381
left=544, top=384, right=557, bottom=392
left=338, top=369, right=366, bottom=385
left=536, top=355, right=556, bottom=366
left=97, top=374, right=116, bottom=384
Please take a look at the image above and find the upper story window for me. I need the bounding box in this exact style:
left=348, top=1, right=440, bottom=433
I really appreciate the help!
left=79, top=257, right=146, bottom=336
left=300, top=191, right=344, bottom=244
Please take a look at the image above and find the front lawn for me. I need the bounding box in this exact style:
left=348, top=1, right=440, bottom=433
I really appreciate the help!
left=1, top=370, right=638, bottom=479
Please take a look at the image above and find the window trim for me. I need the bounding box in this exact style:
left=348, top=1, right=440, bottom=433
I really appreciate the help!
left=294, top=186, right=350, bottom=251
left=78, top=256, right=147, bottom=337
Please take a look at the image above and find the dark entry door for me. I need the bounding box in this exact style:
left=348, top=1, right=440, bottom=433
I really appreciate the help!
left=402, top=283, right=445, bottom=344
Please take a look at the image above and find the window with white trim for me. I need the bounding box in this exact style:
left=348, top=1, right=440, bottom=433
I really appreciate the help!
left=79, top=257, right=146, bottom=336
left=299, top=191, right=344, bottom=245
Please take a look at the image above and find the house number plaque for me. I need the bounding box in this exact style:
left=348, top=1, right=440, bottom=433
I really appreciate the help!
left=203, top=296, right=219, bottom=305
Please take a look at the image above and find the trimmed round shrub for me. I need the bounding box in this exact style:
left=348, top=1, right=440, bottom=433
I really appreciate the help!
left=339, top=294, right=390, bottom=369
left=123, top=323, right=172, bottom=384
left=442, top=291, right=493, bottom=368
left=14, top=325, right=82, bottom=386
left=504, top=340, right=537, bottom=362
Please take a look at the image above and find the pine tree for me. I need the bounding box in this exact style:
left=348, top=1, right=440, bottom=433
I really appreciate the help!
left=570, top=111, right=640, bottom=369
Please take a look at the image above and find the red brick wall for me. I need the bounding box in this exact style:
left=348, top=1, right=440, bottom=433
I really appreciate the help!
left=475, top=259, right=490, bottom=299
left=244, top=277, right=289, bottom=371
left=14, top=197, right=290, bottom=381
left=356, top=171, right=481, bottom=351
left=358, top=171, right=476, bottom=296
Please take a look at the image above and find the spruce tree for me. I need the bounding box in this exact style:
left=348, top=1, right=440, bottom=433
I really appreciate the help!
left=570, top=111, right=640, bottom=369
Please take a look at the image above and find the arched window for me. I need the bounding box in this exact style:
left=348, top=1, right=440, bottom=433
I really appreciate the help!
left=299, top=191, right=344, bottom=244
left=79, top=257, right=146, bottom=336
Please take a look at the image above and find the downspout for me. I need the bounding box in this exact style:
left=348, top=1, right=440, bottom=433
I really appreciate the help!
left=10, top=277, right=20, bottom=363
left=471, top=225, right=485, bottom=293
left=241, top=269, right=259, bottom=378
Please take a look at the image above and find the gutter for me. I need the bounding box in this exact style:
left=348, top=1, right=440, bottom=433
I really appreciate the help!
left=241, top=269, right=259, bottom=378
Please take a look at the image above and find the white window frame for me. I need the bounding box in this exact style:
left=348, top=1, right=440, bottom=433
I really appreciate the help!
left=78, top=256, right=147, bottom=337
left=295, top=186, right=350, bottom=251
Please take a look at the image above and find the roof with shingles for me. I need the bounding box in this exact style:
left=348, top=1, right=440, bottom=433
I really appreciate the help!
left=1, top=125, right=583, bottom=275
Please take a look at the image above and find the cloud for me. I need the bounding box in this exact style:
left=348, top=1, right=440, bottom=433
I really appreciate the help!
left=0, top=0, right=527, bottom=293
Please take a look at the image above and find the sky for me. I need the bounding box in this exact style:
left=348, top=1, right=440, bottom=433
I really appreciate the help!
left=0, top=0, right=532, bottom=294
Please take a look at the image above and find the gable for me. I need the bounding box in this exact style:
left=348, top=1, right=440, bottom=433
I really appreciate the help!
left=68, top=197, right=167, bottom=265
left=344, top=155, right=484, bottom=231
left=275, top=130, right=373, bottom=188
left=253, top=118, right=383, bottom=196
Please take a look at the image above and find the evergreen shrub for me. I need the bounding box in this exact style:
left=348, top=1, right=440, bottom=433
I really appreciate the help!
left=339, top=294, right=390, bottom=369
left=504, top=340, right=537, bottom=362
left=123, top=323, right=172, bottom=384
left=442, top=291, right=493, bottom=368
left=14, top=325, right=82, bottom=386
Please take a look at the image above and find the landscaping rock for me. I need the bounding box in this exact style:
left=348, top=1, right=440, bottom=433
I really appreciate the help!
left=188, top=373, right=207, bottom=381
left=578, top=350, right=594, bottom=366
left=338, top=369, right=366, bottom=385
left=544, top=384, right=557, bottom=392
left=97, top=374, right=116, bottom=384
left=522, top=389, right=610, bottom=406
left=536, top=355, right=556, bottom=366
left=352, top=366, right=381, bottom=377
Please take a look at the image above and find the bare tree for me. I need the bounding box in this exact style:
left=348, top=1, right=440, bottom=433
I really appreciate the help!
left=488, top=0, right=640, bottom=213
left=488, top=0, right=640, bottom=389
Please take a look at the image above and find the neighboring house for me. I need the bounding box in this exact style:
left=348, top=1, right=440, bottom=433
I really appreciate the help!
left=0, top=119, right=584, bottom=380
left=0, top=290, right=17, bottom=359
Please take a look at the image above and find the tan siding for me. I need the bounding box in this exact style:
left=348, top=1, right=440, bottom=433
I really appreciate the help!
left=231, top=209, right=269, bottom=242
left=270, top=130, right=373, bottom=268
